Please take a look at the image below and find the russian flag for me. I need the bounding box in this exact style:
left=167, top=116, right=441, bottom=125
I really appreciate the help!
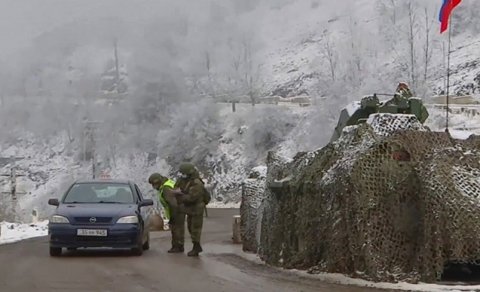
left=439, top=0, right=462, bottom=33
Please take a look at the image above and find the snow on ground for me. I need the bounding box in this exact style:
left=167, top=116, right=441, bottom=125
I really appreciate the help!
left=293, top=270, right=480, bottom=292
left=207, top=201, right=240, bottom=209
left=448, top=129, right=475, bottom=140
left=426, top=106, right=480, bottom=137
left=237, top=252, right=480, bottom=292
left=0, top=220, right=48, bottom=245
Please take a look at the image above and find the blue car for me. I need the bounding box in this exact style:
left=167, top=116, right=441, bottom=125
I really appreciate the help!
left=47, top=180, right=153, bottom=256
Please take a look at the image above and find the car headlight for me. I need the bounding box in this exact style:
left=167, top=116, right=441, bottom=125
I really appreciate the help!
left=116, top=216, right=139, bottom=224
left=50, top=215, right=70, bottom=224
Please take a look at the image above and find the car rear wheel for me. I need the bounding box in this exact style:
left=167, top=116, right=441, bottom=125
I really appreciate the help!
left=49, top=247, right=62, bottom=257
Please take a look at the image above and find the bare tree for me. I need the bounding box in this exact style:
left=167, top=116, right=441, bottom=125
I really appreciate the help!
left=227, top=38, right=242, bottom=96
left=376, top=0, right=400, bottom=48
left=407, top=1, right=417, bottom=92
left=241, top=37, right=257, bottom=105
left=390, top=0, right=397, bottom=25
left=226, top=35, right=262, bottom=104
left=423, top=7, right=434, bottom=87
left=347, top=16, right=362, bottom=90
left=205, top=51, right=216, bottom=98
left=323, top=33, right=338, bottom=82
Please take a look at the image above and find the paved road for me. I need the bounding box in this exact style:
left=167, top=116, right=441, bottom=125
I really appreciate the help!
left=0, top=209, right=394, bottom=292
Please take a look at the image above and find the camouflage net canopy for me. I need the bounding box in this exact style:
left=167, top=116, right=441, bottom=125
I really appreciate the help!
left=241, top=113, right=480, bottom=283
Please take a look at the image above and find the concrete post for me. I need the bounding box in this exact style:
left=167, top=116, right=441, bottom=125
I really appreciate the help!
left=232, top=215, right=241, bottom=244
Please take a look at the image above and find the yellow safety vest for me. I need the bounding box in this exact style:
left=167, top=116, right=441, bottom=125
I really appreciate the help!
left=158, top=179, right=176, bottom=220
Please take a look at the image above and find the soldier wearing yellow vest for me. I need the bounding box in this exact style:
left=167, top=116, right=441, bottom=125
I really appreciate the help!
left=148, top=173, right=185, bottom=253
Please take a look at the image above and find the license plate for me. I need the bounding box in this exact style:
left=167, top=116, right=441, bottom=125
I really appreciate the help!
left=77, top=229, right=107, bottom=237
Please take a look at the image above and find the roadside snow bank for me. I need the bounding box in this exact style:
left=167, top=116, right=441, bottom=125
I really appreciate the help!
left=207, top=201, right=240, bottom=209
left=0, top=220, right=48, bottom=245
left=294, top=270, right=480, bottom=292
left=238, top=252, right=480, bottom=292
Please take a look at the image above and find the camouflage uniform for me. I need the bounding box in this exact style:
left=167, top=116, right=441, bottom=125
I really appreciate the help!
left=148, top=173, right=185, bottom=253
left=177, top=163, right=206, bottom=257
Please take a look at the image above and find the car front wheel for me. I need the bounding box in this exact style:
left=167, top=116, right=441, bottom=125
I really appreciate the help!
left=132, top=231, right=144, bottom=256
left=50, top=247, right=62, bottom=257
left=143, top=233, right=150, bottom=251
left=132, top=245, right=143, bottom=256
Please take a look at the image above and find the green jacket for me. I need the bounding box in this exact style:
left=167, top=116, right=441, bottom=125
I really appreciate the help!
left=158, top=179, right=176, bottom=220
left=178, top=173, right=206, bottom=216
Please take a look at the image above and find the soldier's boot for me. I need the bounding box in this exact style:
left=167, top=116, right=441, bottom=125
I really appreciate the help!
left=168, top=244, right=184, bottom=253
left=187, top=242, right=202, bottom=257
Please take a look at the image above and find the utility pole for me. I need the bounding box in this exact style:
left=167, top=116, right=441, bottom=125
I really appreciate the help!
left=1, top=167, right=26, bottom=221
left=92, top=150, right=96, bottom=180
left=113, top=38, right=120, bottom=94
left=82, top=120, right=102, bottom=179
left=439, top=0, right=463, bottom=132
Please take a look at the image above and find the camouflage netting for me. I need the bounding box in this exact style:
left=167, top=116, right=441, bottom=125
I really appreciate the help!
left=243, top=113, right=480, bottom=283
left=240, top=166, right=267, bottom=252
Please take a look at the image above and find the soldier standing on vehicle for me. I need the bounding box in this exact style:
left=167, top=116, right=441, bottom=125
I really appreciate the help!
left=148, top=173, right=185, bottom=253
left=176, top=163, right=209, bottom=257
left=396, top=82, right=413, bottom=98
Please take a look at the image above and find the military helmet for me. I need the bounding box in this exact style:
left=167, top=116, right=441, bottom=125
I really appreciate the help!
left=179, top=163, right=196, bottom=175
left=148, top=173, right=166, bottom=184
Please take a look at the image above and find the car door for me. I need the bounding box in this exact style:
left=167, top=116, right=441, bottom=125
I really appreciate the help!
left=134, top=184, right=151, bottom=228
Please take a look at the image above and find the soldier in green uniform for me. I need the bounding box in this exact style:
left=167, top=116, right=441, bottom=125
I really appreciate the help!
left=148, top=173, right=185, bottom=253
left=176, top=163, right=206, bottom=257
left=383, top=82, right=413, bottom=114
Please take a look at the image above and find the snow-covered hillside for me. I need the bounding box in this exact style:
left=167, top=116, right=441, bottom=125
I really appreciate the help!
left=0, top=102, right=311, bottom=222
left=242, top=0, right=480, bottom=99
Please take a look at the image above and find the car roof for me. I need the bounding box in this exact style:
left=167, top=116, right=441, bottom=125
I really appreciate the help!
left=74, top=179, right=134, bottom=185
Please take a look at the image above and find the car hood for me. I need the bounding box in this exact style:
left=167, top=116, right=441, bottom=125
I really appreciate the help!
left=56, top=203, right=137, bottom=219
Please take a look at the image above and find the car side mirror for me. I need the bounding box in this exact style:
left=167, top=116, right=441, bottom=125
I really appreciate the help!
left=139, top=199, right=154, bottom=207
left=48, top=198, right=60, bottom=206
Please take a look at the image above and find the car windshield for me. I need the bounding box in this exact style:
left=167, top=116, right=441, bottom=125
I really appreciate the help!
left=63, top=183, right=135, bottom=204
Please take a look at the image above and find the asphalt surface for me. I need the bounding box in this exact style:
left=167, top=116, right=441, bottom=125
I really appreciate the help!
left=0, top=209, right=395, bottom=292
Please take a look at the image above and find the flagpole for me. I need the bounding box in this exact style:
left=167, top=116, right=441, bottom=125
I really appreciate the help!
left=445, top=2, right=453, bottom=133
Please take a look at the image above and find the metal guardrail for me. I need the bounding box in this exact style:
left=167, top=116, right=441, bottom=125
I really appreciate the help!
left=424, top=104, right=480, bottom=116
left=424, top=103, right=480, bottom=108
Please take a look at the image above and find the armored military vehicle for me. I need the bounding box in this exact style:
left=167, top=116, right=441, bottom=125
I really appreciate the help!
left=330, top=90, right=429, bottom=142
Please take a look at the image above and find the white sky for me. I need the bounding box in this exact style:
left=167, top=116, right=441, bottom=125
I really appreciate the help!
left=0, top=0, right=170, bottom=57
